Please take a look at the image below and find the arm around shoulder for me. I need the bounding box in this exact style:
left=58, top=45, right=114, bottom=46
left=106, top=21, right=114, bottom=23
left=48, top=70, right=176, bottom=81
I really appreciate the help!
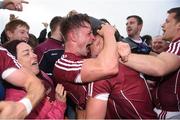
left=20, top=68, right=45, bottom=109
left=81, top=58, right=119, bottom=82
left=123, top=52, right=180, bottom=76
left=81, top=24, right=119, bottom=82
left=5, top=67, right=45, bottom=115
left=155, top=52, right=180, bottom=76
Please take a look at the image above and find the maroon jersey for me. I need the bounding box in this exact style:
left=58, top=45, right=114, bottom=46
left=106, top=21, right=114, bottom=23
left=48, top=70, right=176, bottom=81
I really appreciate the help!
left=153, top=38, right=180, bottom=112
left=34, top=38, right=64, bottom=80
left=53, top=52, right=88, bottom=110
left=89, top=64, right=157, bottom=119
left=0, top=47, right=21, bottom=79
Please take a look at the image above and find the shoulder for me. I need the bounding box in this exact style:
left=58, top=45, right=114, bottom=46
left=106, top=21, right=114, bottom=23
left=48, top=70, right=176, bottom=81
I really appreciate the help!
left=55, top=55, right=83, bottom=71
left=0, top=47, right=20, bottom=66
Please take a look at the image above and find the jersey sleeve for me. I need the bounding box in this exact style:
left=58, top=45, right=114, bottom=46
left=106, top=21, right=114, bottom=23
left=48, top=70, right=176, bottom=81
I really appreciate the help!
left=88, top=80, right=111, bottom=101
left=0, top=48, right=21, bottom=79
left=54, top=57, right=83, bottom=83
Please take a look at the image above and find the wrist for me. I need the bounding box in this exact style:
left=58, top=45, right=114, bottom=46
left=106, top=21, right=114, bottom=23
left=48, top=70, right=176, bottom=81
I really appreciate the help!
left=18, top=97, right=32, bottom=114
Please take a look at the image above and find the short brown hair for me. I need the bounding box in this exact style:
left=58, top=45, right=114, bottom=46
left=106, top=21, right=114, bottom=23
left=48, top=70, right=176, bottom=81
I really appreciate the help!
left=50, top=16, right=63, bottom=32
left=127, top=15, right=143, bottom=25
left=60, top=13, right=91, bottom=41
left=5, top=19, right=29, bottom=33
left=168, top=7, right=180, bottom=23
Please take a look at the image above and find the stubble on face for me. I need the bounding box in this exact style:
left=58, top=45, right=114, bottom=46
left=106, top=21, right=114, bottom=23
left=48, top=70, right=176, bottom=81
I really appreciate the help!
left=162, top=13, right=179, bottom=41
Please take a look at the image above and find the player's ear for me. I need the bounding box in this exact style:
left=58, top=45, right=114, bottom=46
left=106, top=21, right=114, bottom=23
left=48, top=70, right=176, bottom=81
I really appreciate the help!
left=177, top=22, right=180, bottom=30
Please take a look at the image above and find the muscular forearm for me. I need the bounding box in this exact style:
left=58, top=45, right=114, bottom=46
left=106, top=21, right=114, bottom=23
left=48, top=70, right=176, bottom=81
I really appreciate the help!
left=23, top=73, right=45, bottom=108
left=99, top=32, right=119, bottom=74
left=122, top=54, right=162, bottom=76
left=122, top=52, right=180, bottom=76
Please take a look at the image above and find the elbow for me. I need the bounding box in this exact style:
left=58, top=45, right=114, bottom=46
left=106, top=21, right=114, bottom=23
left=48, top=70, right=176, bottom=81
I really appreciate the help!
left=111, top=66, right=119, bottom=75
left=150, top=67, right=166, bottom=76
left=107, top=59, right=119, bottom=76
left=105, top=63, right=119, bottom=76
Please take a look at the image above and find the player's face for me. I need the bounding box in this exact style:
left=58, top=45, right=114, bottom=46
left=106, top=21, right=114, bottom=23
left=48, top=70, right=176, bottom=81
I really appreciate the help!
left=7, top=25, right=29, bottom=42
left=152, top=36, right=169, bottom=53
left=162, top=13, right=180, bottom=41
left=16, top=42, right=39, bottom=75
left=126, top=17, right=142, bottom=37
left=90, top=35, right=103, bottom=58
left=75, top=22, right=95, bottom=57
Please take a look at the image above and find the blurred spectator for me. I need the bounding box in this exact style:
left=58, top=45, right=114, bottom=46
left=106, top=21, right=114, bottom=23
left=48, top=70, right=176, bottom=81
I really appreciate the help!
left=34, top=16, right=64, bottom=81
left=28, top=33, right=39, bottom=49
left=151, top=35, right=169, bottom=54
left=1, top=14, right=18, bottom=44
left=142, top=34, right=152, bottom=47
left=38, top=22, right=49, bottom=44
left=124, top=15, right=151, bottom=54
left=3, top=19, right=29, bottom=44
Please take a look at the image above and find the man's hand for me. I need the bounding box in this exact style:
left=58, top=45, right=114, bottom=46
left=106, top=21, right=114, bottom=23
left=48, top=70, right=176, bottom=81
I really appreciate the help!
left=0, top=101, right=27, bottom=119
left=42, top=22, right=48, bottom=28
left=117, top=41, right=131, bottom=62
left=2, top=0, right=29, bottom=11
left=97, top=23, right=116, bottom=37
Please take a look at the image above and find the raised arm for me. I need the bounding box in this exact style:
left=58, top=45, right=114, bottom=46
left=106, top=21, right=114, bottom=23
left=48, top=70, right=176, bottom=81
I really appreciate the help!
left=81, top=23, right=119, bottom=82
